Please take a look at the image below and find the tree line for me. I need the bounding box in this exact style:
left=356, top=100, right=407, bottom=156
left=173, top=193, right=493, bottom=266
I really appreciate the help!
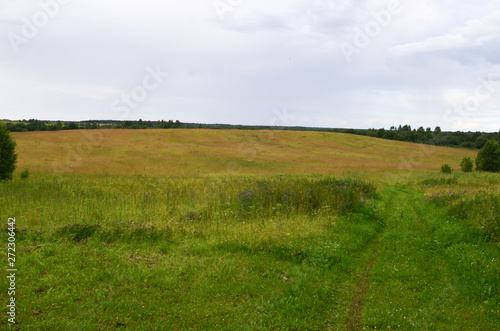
left=3, top=119, right=500, bottom=150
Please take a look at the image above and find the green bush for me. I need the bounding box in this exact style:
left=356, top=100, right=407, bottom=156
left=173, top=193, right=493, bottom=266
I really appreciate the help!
left=460, top=157, right=474, bottom=173
left=441, top=164, right=453, bottom=174
left=20, top=168, right=30, bottom=179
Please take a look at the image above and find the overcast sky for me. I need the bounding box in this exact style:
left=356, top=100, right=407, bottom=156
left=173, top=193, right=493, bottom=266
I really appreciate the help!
left=1, top=0, right=499, bottom=131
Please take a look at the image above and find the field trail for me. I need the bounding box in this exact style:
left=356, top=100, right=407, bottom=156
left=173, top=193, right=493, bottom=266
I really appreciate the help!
left=345, top=245, right=380, bottom=330
left=349, top=187, right=495, bottom=329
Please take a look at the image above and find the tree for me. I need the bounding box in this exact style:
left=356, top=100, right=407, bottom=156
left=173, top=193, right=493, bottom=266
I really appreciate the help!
left=460, top=157, right=474, bottom=172
left=65, top=122, right=79, bottom=130
left=0, top=122, right=18, bottom=181
left=474, top=135, right=488, bottom=149
left=475, top=140, right=500, bottom=172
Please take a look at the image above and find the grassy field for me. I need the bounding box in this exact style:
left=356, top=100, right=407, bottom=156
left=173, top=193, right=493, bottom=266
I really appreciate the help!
left=1, top=129, right=498, bottom=329
left=12, top=129, right=476, bottom=175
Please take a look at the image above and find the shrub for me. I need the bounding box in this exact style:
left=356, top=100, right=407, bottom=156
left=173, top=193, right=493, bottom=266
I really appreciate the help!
left=460, top=157, right=474, bottom=173
left=476, top=140, right=500, bottom=172
left=20, top=168, right=30, bottom=179
left=441, top=164, right=453, bottom=174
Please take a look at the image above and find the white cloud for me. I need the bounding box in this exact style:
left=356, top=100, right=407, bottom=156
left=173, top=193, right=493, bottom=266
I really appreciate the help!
left=390, top=11, right=500, bottom=56
left=0, top=0, right=498, bottom=131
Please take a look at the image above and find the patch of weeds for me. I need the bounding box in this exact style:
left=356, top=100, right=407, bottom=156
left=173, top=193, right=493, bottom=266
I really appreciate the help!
left=2, top=225, right=30, bottom=241
left=180, top=211, right=204, bottom=223
left=20, top=168, right=30, bottom=179
left=56, top=223, right=101, bottom=242
left=302, top=239, right=340, bottom=269
left=234, top=177, right=376, bottom=219
left=238, top=190, right=254, bottom=213
left=102, top=220, right=172, bottom=242
left=484, top=216, right=500, bottom=243
left=424, top=190, right=472, bottom=221
left=424, top=190, right=464, bottom=207
left=422, top=176, right=458, bottom=186
left=448, top=200, right=472, bottom=221
left=215, top=241, right=308, bottom=265
left=425, top=189, right=500, bottom=242
left=171, top=212, right=207, bottom=238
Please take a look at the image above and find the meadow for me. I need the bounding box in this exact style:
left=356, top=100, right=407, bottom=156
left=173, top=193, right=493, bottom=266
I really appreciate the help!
left=12, top=129, right=476, bottom=175
left=1, top=129, right=498, bottom=330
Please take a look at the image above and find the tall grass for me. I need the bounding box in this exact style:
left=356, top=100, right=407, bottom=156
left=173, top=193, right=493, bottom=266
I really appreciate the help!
left=423, top=173, right=500, bottom=242
left=1, top=173, right=383, bottom=329
left=2, top=172, right=498, bottom=329
left=0, top=174, right=375, bottom=237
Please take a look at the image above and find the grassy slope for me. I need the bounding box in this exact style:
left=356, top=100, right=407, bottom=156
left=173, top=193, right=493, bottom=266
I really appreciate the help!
left=2, top=130, right=498, bottom=329
left=13, top=129, right=476, bottom=176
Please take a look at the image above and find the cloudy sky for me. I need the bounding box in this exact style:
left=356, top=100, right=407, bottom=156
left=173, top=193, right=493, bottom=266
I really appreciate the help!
left=1, top=0, right=499, bottom=131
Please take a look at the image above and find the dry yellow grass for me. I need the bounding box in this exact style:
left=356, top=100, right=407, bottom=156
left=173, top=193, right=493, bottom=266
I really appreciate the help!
left=13, top=129, right=477, bottom=176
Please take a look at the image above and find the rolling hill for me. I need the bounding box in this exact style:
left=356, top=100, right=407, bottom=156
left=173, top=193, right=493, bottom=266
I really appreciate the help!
left=14, top=129, right=477, bottom=176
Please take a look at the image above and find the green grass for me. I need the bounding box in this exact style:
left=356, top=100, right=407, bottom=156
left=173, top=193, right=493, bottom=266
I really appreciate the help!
left=0, top=174, right=375, bottom=231
left=1, top=129, right=499, bottom=329
left=364, top=186, right=499, bottom=330
left=1, top=174, right=385, bottom=329
left=1, top=171, right=498, bottom=329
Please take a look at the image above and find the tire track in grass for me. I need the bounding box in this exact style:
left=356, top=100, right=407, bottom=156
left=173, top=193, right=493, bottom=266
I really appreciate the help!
left=362, top=187, right=452, bottom=329
left=345, top=246, right=380, bottom=331
left=345, top=194, right=387, bottom=330
left=345, top=186, right=405, bottom=330
left=362, top=186, right=499, bottom=329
